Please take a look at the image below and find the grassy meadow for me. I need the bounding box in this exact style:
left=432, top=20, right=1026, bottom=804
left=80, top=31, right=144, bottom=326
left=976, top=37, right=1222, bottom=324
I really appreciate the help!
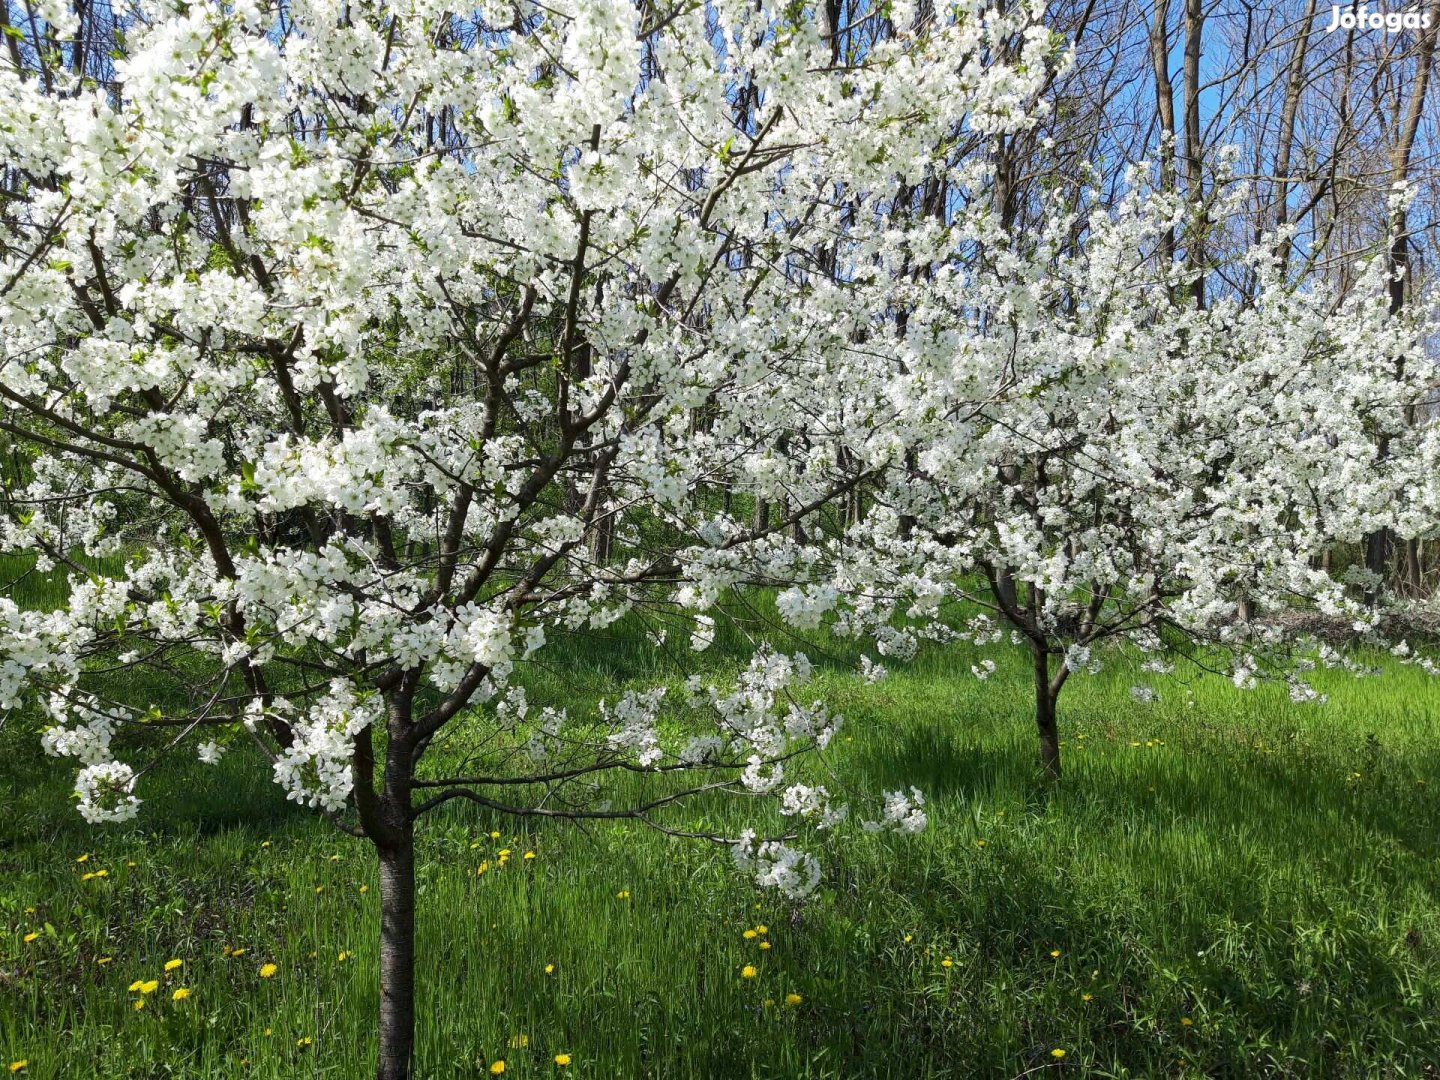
left=5, top=562, right=1440, bottom=1078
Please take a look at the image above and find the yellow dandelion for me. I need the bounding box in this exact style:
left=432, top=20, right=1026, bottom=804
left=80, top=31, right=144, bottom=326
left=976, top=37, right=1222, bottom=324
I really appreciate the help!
left=1051, top=1049, right=1066, bottom=1059
left=941, top=958, right=954, bottom=968
left=477, top=863, right=489, bottom=875
left=743, top=929, right=758, bottom=940
left=489, top=1061, right=505, bottom=1075
left=1082, top=993, right=1093, bottom=1002
left=75, top=853, right=89, bottom=863
left=1181, top=1017, right=1193, bottom=1027
left=359, top=885, right=368, bottom=894
left=544, top=964, right=555, bottom=975
left=296, top=1037, right=312, bottom=1049
left=1050, top=950, right=1061, bottom=958
left=22, top=933, right=39, bottom=944
left=499, top=849, right=511, bottom=858
left=976, top=839, right=987, bottom=847
left=97, top=956, right=112, bottom=965
left=523, top=851, right=536, bottom=861
left=260, top=841, right=271, bottom=848
left=756, top=925, right=768, bottom=935
left=741, top=965, right=757, bottom=979
left=785, top=993, right=803, bottom=1006
left=132, top=999, right=145, bottom=1011
left=314, top=886, right=324, bottom=894
left=259, top=963, right=278, bottom=978
left=616, top=890, right=629, bottom=899
left=338, top=951, right=352, bottom=962
left=554, top=1054, right=572, bottom=1066
left=171, top=988, right=192, bottom=1002
left=9, top=1062, right=27, bottom=1073
left=904, top=934, right=913, bottom=943
left=759, top=941, right=771, bottom=951
left=164, top=959, right=182, bottom=972
left=263, top=1029, right=272, bottom=1037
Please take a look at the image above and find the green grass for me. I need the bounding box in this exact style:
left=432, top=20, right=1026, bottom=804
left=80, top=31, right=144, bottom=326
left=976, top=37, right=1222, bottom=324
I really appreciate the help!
left=5, top=607, right=1440, bottom=1078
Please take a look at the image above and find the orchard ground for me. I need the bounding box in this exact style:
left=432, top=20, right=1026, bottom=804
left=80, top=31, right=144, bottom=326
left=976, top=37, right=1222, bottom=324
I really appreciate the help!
left=5, top=566, right=1440, bottom=1077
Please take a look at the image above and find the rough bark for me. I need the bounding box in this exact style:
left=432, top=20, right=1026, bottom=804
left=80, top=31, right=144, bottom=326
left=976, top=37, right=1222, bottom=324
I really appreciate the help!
left=1033, top=645, right=1061, bottom=780
left=376, top=829, right=417, bottom=1080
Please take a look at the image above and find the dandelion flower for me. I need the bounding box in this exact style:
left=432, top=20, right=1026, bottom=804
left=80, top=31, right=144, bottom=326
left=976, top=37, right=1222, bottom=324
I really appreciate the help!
left=1181, top=1017, right=1193, bottom=1027
left=1082, top=993, right=1093, bottom=1002
left=741, top=965, right=757, bottom=979
left=554, top=1054, right=571, bottom=1066
left=259, top=963, right=278, bottom=978
left=743, top=930, right=758, bottom=940
left=314, top=886, right=324, bottom=894
left=523, top=851, right=536, bottom=861
left=75, top=853, right=89, bottom=863
left=904, top=935, right=913, bottom=943
left=260, top=841, right=271, bottom=849
left=172, top=988, right=192, bottom=1001
left=489, top=1061, right=505, bottom=1075
left=941, top=958, right=954, bottom=968
left=132, top=999, right=145, bottom=1011
left=97, top=957, right=112, bottom=965
left=1050, top=950, right=1061, bottom=958
left=9, top=1062, right=27, bottom=1073
left=489, top=831, right=501, bottom=839
left=164, top=959, right=182, bottom=972
left=785, top=993, right=803, bottom=1006
left=756, top=925, right=768, bottom=935
left=296, top=1037, right=312, bottom=1048
left=544, top=964, right=555, bottom=975
left=338, top=951, right=352, bottom=962
left=498, top=849, right=511, bottom=858
left=759, top=942, right=771, bottom=951
left=616, top=890, right=629, bottom=899
left=22, top=933, right=38, bottom=944
left=1051, top=1049, right=1066, bottom=1059
left=359, top=885, right=368, bottom=894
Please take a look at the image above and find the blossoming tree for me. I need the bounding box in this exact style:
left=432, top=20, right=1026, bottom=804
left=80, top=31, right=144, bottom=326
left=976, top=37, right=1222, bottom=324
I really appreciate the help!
left=852, top=182, right=1431, bottom=778
left=0, top=0, right=1054, bottom=1075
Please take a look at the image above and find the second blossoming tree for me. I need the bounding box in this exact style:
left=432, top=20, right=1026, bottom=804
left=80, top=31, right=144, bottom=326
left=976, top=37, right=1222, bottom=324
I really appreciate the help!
left=832, top=180, right=1431, bottom=777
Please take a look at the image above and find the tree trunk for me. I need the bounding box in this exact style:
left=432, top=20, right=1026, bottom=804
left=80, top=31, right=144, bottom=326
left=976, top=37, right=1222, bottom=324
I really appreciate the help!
left=1033, top=646, right=1061, bottom=780
left=377, top=829, right=417, bottom=1080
